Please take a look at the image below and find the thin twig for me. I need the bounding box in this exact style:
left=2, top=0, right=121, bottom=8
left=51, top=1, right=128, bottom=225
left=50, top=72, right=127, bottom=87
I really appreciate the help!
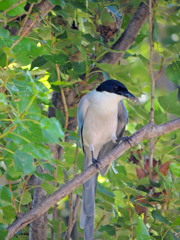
left=149, top=0, right=155, bottom=169
left=94, top=214, right=106, bottom=232
left=71, top=195, right=80, bottom=229
left=67, top=193, right=73, bottom=240
left=58, top=217, right=62, bottom=240
left=51, top=204, right=58, bottom=240
left=18, top=3, right=35, bottom=36
left=55, top=64, right=69, bottom=129
left=74, top=143, right=79, bottom=176
left=10, top=16, right=38, bottom=50
left=18, top=175, right=32, bottom=213
left=2, top=0, right=26, bottom=15
left=8, top=181, right=18, bottom=214
left=7, top=13, right=25, bottom=23
left=67, top=144, right=79, bottom=238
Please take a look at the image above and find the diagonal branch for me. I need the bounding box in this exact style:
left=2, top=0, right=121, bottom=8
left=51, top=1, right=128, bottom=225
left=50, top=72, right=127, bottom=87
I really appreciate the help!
left=6, top=118, right=180, bottom=239
left=54, top=0, right=152, bottom=111
left=18, top=0, right=54, bottom=37
left=98, top=0, right=150, bottom=65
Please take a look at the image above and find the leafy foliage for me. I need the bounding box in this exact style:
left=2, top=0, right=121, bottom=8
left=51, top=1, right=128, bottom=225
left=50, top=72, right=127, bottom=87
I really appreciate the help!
left=0, top=0, right=179, bottom=239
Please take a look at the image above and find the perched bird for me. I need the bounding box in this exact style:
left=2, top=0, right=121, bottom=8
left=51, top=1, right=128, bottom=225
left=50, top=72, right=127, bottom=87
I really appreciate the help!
left=77, top=79, right=136, bottom=240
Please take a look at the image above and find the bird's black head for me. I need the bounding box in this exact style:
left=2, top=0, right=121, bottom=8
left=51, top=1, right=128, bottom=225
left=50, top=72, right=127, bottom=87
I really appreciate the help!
left=96, top=79, right=136, bottom=99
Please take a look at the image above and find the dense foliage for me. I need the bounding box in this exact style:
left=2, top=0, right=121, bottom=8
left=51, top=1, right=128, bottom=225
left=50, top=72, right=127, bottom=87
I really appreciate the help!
left=0, top=0, right=179, bottom=239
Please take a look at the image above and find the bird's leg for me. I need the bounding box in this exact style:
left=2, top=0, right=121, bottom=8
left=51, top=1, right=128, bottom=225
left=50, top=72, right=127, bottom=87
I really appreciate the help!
left=91, top=150, right=101, bottom=170
left=116, top=136, right=133, bottom=147
left=89, top=145, right=101, bottom=169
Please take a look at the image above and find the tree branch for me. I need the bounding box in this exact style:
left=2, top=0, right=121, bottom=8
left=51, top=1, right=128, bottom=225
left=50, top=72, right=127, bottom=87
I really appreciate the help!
left=53, top=0, right=152, bottom=113
left=6, top=118, right=180, bottom=239
left=18, top=0, right=54, bottom=37
left=98, top=0, right=150, bottom=65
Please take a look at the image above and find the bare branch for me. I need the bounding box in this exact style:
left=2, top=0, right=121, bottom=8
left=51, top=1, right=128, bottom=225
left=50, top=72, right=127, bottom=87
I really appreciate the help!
left=149, top=0, right=155, bottom=169
left=53, top=0, right=152, bottom=113
left=98, top=0, right=150, bottom=65
left=6, top=118, right=180, bottom=239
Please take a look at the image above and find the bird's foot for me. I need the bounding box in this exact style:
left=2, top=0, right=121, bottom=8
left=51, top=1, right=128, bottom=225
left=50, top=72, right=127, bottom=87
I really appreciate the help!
left=92, top=158, right=101, bottom=170
left=117, top=136, right=133, bottom=147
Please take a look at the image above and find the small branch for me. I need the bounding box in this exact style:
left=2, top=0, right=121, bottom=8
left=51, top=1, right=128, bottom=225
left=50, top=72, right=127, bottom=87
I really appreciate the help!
left=67, top=193, right=73, bottom=240
left=18, top=175, right=31, bottom=213
left=67, top=143, right=79, bottom=238
left=149, top=0, right=156, bottom=169
left=55, top=64, right=69, bottom=129
left=71, top=195, right=80, bottom=229
left=6, top=118, right=180, bottom=239
left=2, top=0, right=26, bottom=15
left=10, top=17, right=38, bottom=50
left=18, top=3, right=35, bottom=36
left=94, top=214, right=106, bottom=233
left=149, top=0, right=155, bottom=123
left=8, top=181, right=18, bottom=214
left=97, top=0, right=151, bottom=66
left=17, top=0, right=54, bottom=37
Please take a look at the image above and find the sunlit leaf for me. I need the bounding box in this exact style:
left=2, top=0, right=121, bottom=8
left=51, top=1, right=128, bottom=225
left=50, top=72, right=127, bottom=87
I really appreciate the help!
left=21, top=191, right=32, bottom=205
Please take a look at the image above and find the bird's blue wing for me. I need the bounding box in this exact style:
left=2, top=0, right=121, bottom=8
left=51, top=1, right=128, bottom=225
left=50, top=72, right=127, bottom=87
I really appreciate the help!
left=77, top=95, right=89, bottom=147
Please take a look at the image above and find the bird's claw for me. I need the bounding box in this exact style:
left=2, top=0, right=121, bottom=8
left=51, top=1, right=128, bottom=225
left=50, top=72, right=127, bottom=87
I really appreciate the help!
left=92, top=158, right=101, bottom=170
left=117, top=136, right=133, bottom=147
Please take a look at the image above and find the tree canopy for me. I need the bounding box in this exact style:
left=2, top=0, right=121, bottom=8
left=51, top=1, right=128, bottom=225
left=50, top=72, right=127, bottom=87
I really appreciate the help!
left=0, top=0, right=180, bottom=239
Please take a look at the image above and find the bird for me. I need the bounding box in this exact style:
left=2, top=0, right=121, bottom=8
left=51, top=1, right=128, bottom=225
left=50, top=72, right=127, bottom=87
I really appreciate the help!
left=77, top=79, right=136, bottom=240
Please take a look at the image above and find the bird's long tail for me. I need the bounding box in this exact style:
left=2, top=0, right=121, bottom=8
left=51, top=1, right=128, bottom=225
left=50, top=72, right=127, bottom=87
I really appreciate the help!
left=80, top=148, right=98, bottom=240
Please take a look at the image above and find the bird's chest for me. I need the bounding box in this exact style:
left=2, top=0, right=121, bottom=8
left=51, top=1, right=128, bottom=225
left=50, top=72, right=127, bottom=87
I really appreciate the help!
left=82, top=103, right=118, bottom=145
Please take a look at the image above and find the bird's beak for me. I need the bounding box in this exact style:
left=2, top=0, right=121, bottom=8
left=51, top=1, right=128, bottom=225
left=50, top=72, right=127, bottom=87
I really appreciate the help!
left=124, top=91, right=139, bottom=103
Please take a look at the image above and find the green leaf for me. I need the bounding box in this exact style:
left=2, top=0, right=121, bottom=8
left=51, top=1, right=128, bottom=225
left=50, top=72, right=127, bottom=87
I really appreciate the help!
left=158, top=90, right=180, bottom=115
left=44, top=54, right=69, bottom=65
left=97, top=183, right=114, bottom=203
left=34, top=172, right=55, bottom=181
left=1, top=186, right=12, bottom=203
left=0, top=93, right=8, bottom=112
left=21, top=191, right=32, bottom=205
left=14, top=150, right=36, bottom=174
left=31, top=56, right=47, bottom=70
left=151, top=210, right=171, bottom=226
left=165, top=61, right=180, bottom=84
left=2, top=206, right=16, bottom=223
left=0, top=0, right=26, bottom=16
left=40, top=117, right=64, bottom=143
left=41, top=182, right=56, bottom=194
left=7, top=121, right=43, bottom=144
left=136, top=218, right=151, bottom=240
left=71, top=62, right=86, bottom=74
left=20, top=143, right=53, bottom=160
left=0, top=224, right=8, bottom=239
left=169, top=162, right=180, bottom=177
left=99, top=224, right=116, bottom=236
left=0, top=28, right=10, bottom=39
